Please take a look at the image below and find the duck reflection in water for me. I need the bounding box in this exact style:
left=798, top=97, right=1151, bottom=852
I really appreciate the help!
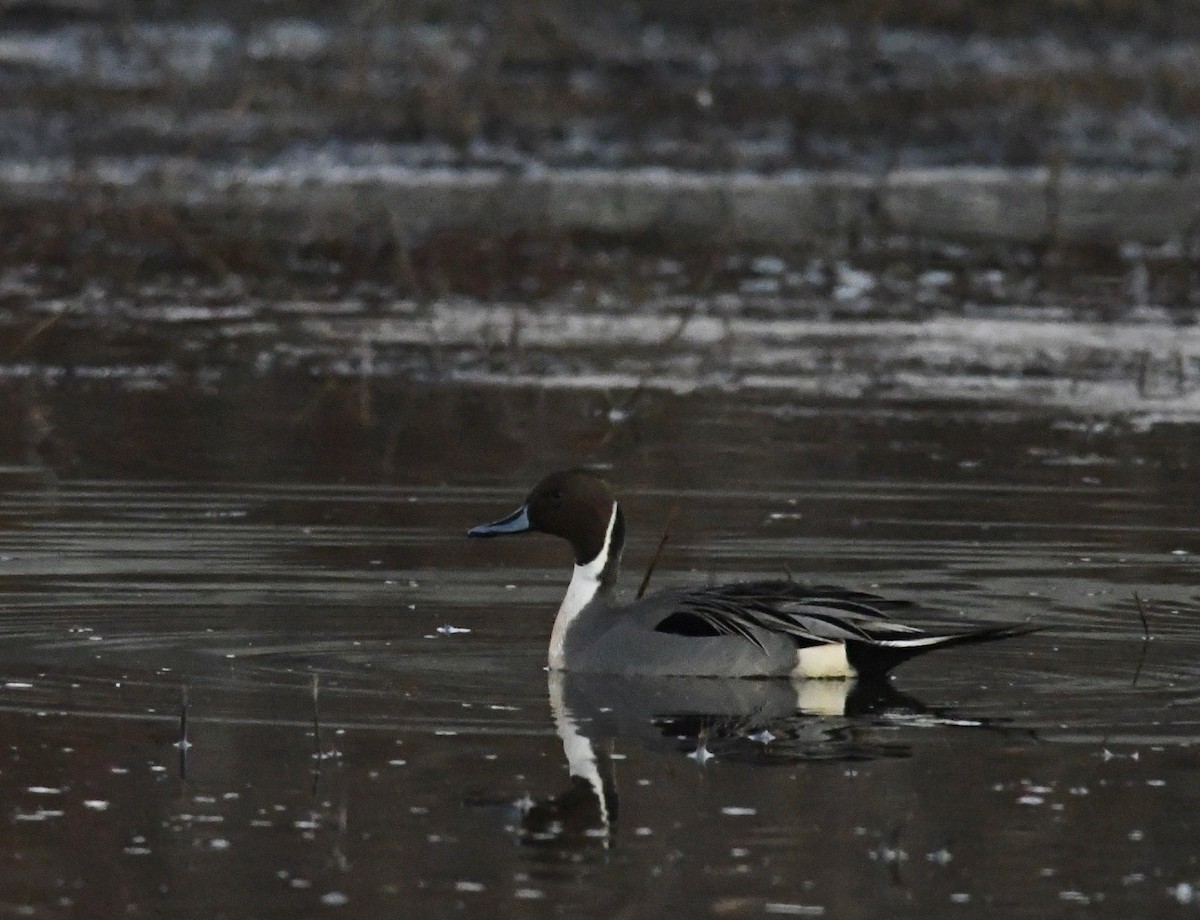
left=509, top=670, right=1003, bottom=850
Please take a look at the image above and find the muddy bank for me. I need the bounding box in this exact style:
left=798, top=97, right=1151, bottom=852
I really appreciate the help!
left=3, top=207, right=1200, bottom=418
left=6, top=162, right=1200, bottom=250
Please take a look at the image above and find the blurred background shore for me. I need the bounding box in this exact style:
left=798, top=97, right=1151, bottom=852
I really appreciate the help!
left=2, top=0, right=1200, bottom=479
left=5, top=1, right=1200, bottom=258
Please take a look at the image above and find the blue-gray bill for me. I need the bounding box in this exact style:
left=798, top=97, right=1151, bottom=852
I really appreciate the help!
left=468, top=505, right=531, bottom=538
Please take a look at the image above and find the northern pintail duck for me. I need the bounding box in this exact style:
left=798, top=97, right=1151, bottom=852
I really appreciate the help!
left=468, top=469, right=1036, bottom=679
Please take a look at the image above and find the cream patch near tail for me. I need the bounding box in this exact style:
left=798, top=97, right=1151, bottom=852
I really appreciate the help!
left=790, top=642, right=857, bottom=679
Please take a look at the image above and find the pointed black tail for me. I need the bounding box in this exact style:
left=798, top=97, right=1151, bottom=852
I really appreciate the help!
left=846, top=623, right=1041, bottom=678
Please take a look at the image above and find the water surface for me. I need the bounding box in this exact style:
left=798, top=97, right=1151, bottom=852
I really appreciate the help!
left=0, top=384, right=1198, bottom=917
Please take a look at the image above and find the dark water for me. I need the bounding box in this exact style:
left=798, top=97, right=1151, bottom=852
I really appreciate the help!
left=0, top=381, right=1199, bottom=917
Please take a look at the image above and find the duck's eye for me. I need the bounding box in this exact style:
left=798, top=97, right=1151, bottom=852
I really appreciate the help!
left=550, top=489, right=564, bottom=501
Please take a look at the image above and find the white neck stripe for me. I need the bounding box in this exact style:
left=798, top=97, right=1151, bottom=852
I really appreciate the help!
left=548, top=502, right=619, bottom=670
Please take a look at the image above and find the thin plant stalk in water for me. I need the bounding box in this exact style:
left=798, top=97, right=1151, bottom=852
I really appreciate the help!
left=637, top=504, right=679, bottom=599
